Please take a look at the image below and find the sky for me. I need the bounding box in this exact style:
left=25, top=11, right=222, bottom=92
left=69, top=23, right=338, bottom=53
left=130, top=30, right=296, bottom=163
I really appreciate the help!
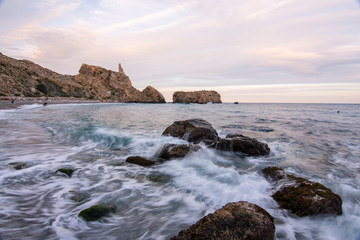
left=0, top=0, right=359, bottom=103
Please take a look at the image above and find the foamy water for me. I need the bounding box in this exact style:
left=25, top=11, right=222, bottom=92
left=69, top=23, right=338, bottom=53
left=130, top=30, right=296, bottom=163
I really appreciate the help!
left=0, top=103, right=359, bottom=239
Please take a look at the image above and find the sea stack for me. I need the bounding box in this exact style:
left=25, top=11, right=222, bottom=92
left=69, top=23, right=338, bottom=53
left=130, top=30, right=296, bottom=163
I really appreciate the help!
left=173, top=90, right=221, bottom=104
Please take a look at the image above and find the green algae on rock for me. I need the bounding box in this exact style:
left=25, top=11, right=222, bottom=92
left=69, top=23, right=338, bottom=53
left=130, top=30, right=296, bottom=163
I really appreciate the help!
left=78, top=204, right=116, bottom=221
left=262, top=167, right=342, bottom=217
left=57, top=168, right=75, bottom=177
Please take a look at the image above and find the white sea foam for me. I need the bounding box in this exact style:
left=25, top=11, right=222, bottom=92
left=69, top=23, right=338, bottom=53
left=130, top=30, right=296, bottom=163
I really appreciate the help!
left=0, top=103, right=359, bottom=239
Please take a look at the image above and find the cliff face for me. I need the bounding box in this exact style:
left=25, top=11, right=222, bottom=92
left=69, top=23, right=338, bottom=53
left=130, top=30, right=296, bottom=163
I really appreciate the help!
left=173, top=90, right=222, bottom=104
left=73, top=64, right=165, bottom=103
left=0, top=53, right=165, bottom=103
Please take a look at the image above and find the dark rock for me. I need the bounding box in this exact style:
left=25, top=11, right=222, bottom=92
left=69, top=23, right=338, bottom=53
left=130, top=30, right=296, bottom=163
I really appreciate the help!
left=162, top=119, right=219, bottom=144
left=234, top=102, right=239, bottom=104
left=210, top=134, right=270, bottom=156
left=126, top=156, right=155, bottom=167
left=78, top=204, right=116, bottom=221
left=262, top=167, right=342, bottom=217
left=8, top=162, right=27, bottom=170
left=57, top=168, right=75, bottom=177
left=157, top=143, right=201, bottom=160
left=171, top=201, right=275, bottom=240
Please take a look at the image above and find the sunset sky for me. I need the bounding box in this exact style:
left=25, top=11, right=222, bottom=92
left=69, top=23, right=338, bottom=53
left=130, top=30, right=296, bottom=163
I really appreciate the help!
left=0, top=0, right=359, bottom=103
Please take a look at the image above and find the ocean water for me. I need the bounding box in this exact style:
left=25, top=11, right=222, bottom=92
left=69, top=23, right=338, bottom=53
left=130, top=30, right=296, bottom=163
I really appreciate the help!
left=0, top=102, right=359, bottom=240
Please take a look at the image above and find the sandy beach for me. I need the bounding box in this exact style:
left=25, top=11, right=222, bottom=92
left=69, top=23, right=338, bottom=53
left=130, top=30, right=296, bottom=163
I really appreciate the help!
left=0, top=97, right=100, bottom=110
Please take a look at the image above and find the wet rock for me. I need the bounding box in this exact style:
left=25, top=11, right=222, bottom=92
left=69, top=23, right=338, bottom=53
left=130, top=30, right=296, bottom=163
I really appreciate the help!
left=173, top=90, right=222, bottom=104
left=141, top=86, right=166, bottom=103
left=147, top=172, right=172, bottom=183
left=210, top=134, right=270, bottom=156
left=157, top=143, right=201, bottom=160
left=126, top=156, right=155, bottom=167
left=69, top=191, right=91, bottom=202
left=57, top=168, right=75, bottom=177
left=234, top=101, right=239, bottom=104
left=171, top=201, right=275, bottom=240
left=262, top=167, right=342, bottom=217
left=162, top=119, right=219, bottom=145
left=8, top=162, right=27, bottom=170
left=78, top=204, right=116, bottom=221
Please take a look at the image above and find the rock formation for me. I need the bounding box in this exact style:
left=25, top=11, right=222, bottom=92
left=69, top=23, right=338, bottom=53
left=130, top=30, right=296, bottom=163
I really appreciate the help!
left=210, top=133, right=270, bottom=156
left=74, top=64, right=165, bottom=103
left=0, top=52, right=83, bottom=98
left=173, top=90, right=221, bottom=104
left=0, top=52, right=165, bottom=103
left=162, top=119, right=219, bottom=145
left=162, top=119, right=270, bottom=156
left=262, top=167, right=342, bottom=216
left=171, top=201, right=275, bottom=240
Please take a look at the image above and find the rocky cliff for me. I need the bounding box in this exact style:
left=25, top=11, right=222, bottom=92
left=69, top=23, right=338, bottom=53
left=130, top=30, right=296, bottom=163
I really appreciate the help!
left=0, top=53, right=165, bottom=103
left=74, top=63, right=165, bottom=103
left=173, top=90, right=221, bottom=104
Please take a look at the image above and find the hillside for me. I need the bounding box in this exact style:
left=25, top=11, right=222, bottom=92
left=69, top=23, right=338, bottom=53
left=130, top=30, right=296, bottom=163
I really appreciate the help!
left=0, top=53, right=165, bottom=103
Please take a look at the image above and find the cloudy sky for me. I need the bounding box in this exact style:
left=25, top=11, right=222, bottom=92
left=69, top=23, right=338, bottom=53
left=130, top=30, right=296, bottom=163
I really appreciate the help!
left=0, top=0, right=359, bottom=103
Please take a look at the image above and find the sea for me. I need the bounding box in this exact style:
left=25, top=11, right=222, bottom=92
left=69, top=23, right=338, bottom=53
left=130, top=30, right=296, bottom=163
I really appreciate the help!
left=0, top=102, right=359, bottom=240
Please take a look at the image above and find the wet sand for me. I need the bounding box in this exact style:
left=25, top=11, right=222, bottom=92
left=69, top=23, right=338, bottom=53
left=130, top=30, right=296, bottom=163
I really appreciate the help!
left=0, top=97, right=100, bottom=110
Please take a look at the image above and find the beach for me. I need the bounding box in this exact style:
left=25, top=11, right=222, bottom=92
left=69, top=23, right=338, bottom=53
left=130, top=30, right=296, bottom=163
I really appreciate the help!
left=0, top=97, right=100, bottom=110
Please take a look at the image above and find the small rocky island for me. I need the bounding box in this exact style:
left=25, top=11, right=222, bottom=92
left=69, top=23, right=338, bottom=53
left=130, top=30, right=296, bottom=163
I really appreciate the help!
left=173, top=90, right=222, bottom=104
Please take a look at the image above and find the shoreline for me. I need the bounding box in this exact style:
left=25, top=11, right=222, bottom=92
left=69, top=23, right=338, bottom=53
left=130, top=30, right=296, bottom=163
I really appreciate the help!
left=0, top=97, right=100, bottom=110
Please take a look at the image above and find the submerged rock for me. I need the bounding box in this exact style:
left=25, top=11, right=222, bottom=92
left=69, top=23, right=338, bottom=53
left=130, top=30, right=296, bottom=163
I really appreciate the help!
left=162, top=119, right=219, bottom=145
left=262, top=167, right=342, bottom=217
left=8, top=162, right=27, bottom=170
left=69, top=191, right=91, bottom=202
left=78, top=204, right=116, bottom=221
left=173, top=90, right=222, bottom=104
left=57, top=168, right=75, bottom=177
left=126, top=156, right=155, bottom=167
left=157, top=143, right=201, bottom=160
left=171, top=201, right=275, bottom=240
left=147, top=172, right=172, bottom=183
left=210, top=134, right=270, bottom=156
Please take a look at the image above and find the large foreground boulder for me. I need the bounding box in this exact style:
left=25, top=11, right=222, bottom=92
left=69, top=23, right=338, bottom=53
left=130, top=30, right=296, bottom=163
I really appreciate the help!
left=171, top=201, right=275, bottom=240
left=263, top=167, right=342, bottom=217
left=173, top=90, right=222, bottom=104
left=157, top=143, right=201, bottom=160
left=162, top=119, right=219, bottom=144
left=210, top=134, right=270, bottom=156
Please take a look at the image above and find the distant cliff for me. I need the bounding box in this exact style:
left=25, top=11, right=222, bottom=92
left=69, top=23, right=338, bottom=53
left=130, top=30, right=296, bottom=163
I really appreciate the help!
left=173, top=90, right=222, bottom=104
left=0, top=53, right=165, bottom=103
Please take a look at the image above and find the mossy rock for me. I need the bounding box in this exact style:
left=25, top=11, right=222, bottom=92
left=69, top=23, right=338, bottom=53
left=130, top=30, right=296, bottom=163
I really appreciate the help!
left=78, top=204, right=116, bottom=221
left=262, top=167, right=342, bottom=217
left=9, top=162, right=27, bottom=170
left=273, top=182, right=342, bottom=217
left=57, top=168, right=75, bottom=177
left=126, top=156, right=155, bottom=167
